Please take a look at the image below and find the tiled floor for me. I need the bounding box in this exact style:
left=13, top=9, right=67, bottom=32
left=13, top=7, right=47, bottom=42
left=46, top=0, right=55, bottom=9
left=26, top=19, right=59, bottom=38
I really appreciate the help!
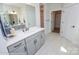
left=35, top=32, right=79, bottom=55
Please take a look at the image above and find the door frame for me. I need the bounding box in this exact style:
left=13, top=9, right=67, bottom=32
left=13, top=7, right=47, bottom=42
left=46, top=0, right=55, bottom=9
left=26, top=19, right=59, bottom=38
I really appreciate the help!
left=51, top=10, right=62, bottom=33
left=40, top=3, right=44, bottom=28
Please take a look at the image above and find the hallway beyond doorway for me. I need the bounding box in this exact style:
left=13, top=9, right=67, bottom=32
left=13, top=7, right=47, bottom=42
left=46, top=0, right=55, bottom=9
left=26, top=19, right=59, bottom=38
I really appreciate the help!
left=51, top=10, right=61, bottom=33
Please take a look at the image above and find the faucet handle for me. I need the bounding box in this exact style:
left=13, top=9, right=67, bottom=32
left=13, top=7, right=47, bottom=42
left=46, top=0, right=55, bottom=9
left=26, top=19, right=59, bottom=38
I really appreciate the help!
left=25, top=27, right=29, bottom=31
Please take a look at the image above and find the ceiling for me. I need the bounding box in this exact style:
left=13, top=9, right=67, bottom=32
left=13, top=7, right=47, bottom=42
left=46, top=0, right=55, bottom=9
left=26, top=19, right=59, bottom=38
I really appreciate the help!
left=4, top=3, right=35, bottom=8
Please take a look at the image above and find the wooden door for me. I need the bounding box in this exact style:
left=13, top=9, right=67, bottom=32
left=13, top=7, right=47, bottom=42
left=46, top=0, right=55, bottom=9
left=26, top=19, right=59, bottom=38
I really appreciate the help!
left=40, top=4, right=44, bottom=28
left=52, top=10, right=61, bottom=33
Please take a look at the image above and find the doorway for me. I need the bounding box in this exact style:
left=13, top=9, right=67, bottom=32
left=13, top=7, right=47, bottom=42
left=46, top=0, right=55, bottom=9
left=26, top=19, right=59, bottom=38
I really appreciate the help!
left=51, top=10, right=61, bottom=33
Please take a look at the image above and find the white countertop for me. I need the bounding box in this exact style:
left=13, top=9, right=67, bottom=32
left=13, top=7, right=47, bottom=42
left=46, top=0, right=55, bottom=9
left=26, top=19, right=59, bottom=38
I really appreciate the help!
left=6, top=27, right=44, bottom=47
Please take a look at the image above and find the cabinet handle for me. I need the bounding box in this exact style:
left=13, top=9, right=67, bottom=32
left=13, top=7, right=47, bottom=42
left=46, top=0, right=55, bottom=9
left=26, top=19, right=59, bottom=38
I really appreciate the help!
left=34, top=39, right=37, bottom=44
left=41, top=35, right=42, bottom=38
left=24, top=47, right=27, bottom=51
left=14, top=43, right=22, bottom=48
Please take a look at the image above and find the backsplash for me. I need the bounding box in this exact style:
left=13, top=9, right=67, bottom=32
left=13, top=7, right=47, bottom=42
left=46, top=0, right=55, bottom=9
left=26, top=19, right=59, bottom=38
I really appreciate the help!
left=13, top=24, right=26, bottom=30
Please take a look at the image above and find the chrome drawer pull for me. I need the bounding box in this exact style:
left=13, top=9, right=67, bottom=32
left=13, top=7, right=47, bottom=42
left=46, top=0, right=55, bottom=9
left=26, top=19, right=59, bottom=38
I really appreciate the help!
left=24, top=47, right=27, bottom=51
left=34, top=39, right=37, bottom=44
left=14, top=43, right=22, bottom=48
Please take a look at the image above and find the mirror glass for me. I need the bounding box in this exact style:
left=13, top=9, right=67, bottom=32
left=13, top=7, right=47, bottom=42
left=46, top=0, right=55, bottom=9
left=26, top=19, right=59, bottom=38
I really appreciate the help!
left=26, top=5, right=36, bottom=27
left=3, top=13, right=19, bottom=26
left=8, top=14, right=18, bottom=25
left=1, top=4, right=36, bottom=31
left=2, top=13, right=21, bottom=30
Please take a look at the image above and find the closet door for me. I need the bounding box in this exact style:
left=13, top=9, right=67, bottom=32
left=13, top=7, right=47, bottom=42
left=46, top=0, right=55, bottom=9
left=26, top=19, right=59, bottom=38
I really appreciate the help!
left=62, top=4, right=79, bottom=44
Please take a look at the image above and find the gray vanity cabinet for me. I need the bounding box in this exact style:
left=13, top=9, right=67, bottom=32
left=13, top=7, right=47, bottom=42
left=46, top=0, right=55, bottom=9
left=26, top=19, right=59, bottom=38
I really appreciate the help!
left=34, top=33, right=41, bottom=52
left=26, top=32, right=41, bottom=55
left=7, top=30, right=45, bottom=55
left=26, top=36, right=36, bottom=55
left=40, top=30, right=45, bottom=46
left=7, top=40, right=27, bottom=55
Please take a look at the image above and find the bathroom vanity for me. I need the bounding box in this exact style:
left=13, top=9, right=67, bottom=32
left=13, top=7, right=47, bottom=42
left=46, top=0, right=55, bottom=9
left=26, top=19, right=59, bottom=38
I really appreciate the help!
left=6, top=27, right=45, bottom=55
left=0, top=11, right=45, bottom=55
left=0, top=4, right=45, bottom=55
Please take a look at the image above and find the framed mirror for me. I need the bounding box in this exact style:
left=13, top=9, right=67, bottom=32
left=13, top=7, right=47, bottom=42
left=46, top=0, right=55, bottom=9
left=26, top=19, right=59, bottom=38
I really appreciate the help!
left=8, top=14, right=18, bottom=25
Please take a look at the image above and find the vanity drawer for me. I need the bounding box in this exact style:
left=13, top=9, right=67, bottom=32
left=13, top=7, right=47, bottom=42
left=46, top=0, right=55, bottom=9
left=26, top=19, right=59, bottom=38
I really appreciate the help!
left=32, top=32, right=40, bottom=38
left=7, top=40, right=25, bottom=52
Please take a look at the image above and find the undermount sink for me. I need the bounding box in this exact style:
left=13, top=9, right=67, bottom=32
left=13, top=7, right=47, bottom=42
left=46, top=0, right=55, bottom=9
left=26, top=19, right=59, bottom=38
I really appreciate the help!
left=22, top=27, right=29, bottom=32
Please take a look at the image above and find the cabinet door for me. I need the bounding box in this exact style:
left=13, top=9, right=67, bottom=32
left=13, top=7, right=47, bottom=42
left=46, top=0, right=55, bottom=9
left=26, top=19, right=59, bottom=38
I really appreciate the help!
left=35, top=31, right=45, bottom=51
left=9, top=46, right=27, bottom=55
left=40, top=31, right=45, bottom=46
left=26, top=32, right=45, bottom=55
left=8, top=40, right=27, bottom=55
left=34, top=34, right=41, bottom=51
left=26, top=37, right=36, bottom=55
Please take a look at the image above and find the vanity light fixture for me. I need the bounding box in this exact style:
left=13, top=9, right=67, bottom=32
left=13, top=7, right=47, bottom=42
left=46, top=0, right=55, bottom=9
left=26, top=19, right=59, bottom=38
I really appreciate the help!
left=10, top=11, right=17, bottom=14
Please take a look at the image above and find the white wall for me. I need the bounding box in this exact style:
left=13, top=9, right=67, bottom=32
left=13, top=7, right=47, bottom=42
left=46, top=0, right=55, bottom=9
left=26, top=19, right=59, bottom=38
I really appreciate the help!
left=19, top=5, right=36, bottom=28
left=35, top=3, right=41, bottom=28
left=60, top=4, right=79, bottom=46
left=2, top=4, right=21, bottom=18
left=44, top=3, right=62, bottom=34
left=0, top=4, right=3, bottom=13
